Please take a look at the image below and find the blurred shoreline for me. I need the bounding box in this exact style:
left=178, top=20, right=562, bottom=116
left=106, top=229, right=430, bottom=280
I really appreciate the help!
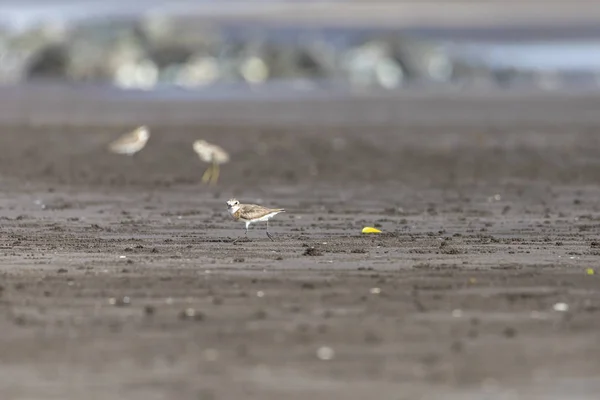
left=1, top=1, right=600, bottom=99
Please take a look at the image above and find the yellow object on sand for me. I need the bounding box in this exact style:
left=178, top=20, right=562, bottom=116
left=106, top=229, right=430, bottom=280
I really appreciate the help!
left=362, top=227, right=382, bottom=234
left=586, top=268, right=595, bottom=276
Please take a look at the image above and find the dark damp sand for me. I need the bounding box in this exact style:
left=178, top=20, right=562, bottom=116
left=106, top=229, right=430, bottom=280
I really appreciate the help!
left=1, top=91, right=600, bottom=399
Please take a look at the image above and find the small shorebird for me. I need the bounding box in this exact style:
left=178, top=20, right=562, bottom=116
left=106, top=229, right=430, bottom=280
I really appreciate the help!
left=193, top=140, right=230, bottom=185
left=107, top=126, right=150, bottom=155
left=226, top=198, right=285, bottom=243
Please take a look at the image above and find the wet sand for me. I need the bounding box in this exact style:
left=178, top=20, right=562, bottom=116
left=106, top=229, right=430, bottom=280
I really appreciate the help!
left=1, top=91, right=600, bottom=399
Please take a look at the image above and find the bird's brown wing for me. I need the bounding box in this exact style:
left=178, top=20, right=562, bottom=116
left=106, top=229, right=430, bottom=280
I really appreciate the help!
left=238, top=204, right=284, bottom=220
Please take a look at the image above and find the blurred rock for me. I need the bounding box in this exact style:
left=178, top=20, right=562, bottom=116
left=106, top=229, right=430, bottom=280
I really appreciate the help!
left=1, top=14, right=504, bottom=90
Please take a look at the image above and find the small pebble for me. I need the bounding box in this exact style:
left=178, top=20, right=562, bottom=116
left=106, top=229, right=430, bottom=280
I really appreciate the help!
left=144, top=305, right=155, bottom=315
left=369, top=287, right=381, bottom=294
left=257, top=291, right=265, bottom=298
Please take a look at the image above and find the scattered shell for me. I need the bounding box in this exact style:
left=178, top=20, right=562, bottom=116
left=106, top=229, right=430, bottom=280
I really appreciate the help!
left=452, top=309, right=463, bottom=318
left=108, top=296, right=130, bottom=306
left=487, top=194, right=502, bottom=202
left=256, top=291, right=265, bottom=298
left=316, top=346, right=335, bottom=360
left=184, top=308, right=196, bottom=317
left=369, top=287, right=381, bottom=294
left=553, top=302, right=569, bottom=312
left=179, top=307, right=204, bottom=321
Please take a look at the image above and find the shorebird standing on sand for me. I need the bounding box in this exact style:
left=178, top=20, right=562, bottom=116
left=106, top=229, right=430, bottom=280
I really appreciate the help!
left=226, top=198, right=285, bottom=243
left=107, top=126, right=150, bottom=155
left=193, top=140, right=230, bottom=185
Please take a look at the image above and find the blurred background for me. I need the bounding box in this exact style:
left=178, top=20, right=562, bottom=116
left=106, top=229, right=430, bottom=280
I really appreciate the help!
left=1, top=0, right=600, bottom=98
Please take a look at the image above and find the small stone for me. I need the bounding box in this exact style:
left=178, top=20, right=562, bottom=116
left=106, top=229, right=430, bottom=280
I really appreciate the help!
left=144, top=305, right=155, bottom=315
left=303, top=247, right=323, bottom=256
left=503, top=327, right=517, bottom=338
left=369, top=287, right=381, bottom=294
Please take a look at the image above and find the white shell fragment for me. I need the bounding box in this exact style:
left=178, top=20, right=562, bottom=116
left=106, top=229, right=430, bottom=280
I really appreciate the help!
left=316, top=346, right=335, bottom=360
left=553, top=302, right=569, bottom=312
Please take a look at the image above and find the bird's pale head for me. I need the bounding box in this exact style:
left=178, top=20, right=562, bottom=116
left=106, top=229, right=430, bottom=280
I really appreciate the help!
left=135, top=126, right=150, bottom=141
left=226, top=198, right=240, bottom=213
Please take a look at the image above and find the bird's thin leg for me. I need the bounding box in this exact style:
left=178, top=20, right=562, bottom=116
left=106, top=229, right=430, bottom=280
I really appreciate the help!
left=232, top=228, right=247, bottom=244
left=233, top=224, right=249, bottom=244
left=266, top=219, right=274, bottom=241
left=201, top=165, right=212, bottom=184
left=209, top=162, right=219, bottom=185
